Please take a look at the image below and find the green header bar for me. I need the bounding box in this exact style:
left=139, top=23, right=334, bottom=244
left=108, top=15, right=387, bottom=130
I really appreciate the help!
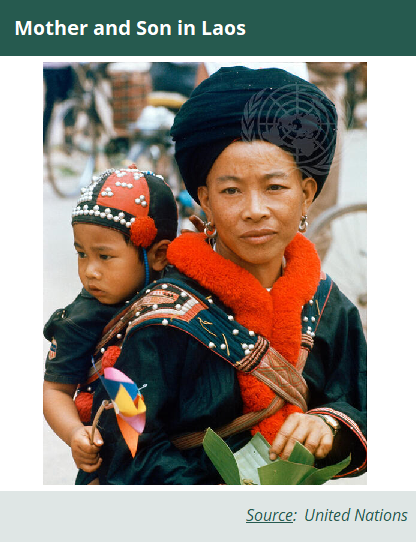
left=2, top=1, right=416, bottom=56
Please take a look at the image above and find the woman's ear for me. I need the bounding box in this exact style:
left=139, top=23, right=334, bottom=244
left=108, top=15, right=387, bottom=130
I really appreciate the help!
left=301, top=177, right=318, bottom=214
left=197, top=185, right=212, bottom=222
left=147, top=239, right=170, bottom=272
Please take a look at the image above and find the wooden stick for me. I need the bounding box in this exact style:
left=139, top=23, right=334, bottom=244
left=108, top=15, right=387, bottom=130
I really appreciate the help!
left=90, top=400, right=110, bottom=445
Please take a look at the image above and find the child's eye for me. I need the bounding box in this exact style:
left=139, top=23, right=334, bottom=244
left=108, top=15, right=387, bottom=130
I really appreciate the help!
left=76, top=251, right=86, bottom=259
left=268, top=184, right=284, bottom=191
left=99, top=254, right=112, bottom=260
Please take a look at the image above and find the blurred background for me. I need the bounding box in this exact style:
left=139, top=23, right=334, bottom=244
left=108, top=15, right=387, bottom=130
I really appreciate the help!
left=43, top=61, right=367, bottom=485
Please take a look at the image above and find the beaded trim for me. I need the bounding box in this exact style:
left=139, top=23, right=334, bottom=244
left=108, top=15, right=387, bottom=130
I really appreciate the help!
left=71, top=167, right=165, bottom=228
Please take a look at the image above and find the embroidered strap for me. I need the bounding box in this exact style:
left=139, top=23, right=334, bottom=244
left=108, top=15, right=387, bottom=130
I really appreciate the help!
left=171, top=395, right=286, bottom=450
left=83, top=277, right=332, bottom=447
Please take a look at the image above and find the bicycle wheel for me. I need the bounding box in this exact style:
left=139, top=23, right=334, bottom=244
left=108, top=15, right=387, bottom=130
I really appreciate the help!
left=306, top=203, right=367, bottom=334
left=45, top=99, right=97, bottom=197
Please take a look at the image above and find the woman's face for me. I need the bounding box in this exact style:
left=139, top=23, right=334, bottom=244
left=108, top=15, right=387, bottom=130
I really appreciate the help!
left=198, top=141, right=317, bottom=282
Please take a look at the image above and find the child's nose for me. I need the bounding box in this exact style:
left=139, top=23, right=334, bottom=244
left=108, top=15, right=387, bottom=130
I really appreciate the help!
left=85, top=261, right=101, bottom=279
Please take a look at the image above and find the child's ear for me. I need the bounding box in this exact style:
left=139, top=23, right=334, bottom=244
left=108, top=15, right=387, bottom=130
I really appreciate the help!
left=147, top=239, right=170, bottom=272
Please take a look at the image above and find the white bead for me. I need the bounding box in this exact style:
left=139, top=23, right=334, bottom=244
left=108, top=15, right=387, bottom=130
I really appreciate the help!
left=220, top=344, right=226, bottom=350
left=152, top=304, right=158, bottom=310
left=303, top=316, right=308, bottom=322
left=311, top=316, right=316, bottom=322
left=141, top=201, right=147, bottom=207
left=101, top=348, right=105, bottom=353
left=209, top=342, right=215, bottom=349
left=162, top=319, right=168, bottom=326
left=249, top=344, right=255, bottom=350
left=249, top=330, right=255, bottom=336
left=208, top=298, right=213, bottom=304
left=120, top=219, right=126, bottom=225
left=242, top=343, right=248, bottom=349
left=233, top=329, right=239, bottom=335
left=175, top=304, right=181, bottom=310
left=162, top=284, right=168, bottom=289
left=100, top=212, right=106, bottom=218
left=105, top=208, right=111, bottom=214
left=245, top=349, right=250, bottom=355
left=140, top=195, right=145, bottom=201
left=228, top=315, right=234, bottom=321
left=181, top=292, right=187, bottom=298
left=146, top=289, right=151, bottom=293
left=117, top=333, right=122, bottom=339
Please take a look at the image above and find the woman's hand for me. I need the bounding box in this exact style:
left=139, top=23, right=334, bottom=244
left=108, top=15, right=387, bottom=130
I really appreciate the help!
left=70, top=425, right=103, bottom=473
left=269, top=412, right=333, bottom=461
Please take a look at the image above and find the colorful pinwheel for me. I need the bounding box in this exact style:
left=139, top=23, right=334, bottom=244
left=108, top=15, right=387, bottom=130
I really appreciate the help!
left=92, top=362, right=146, bottom=457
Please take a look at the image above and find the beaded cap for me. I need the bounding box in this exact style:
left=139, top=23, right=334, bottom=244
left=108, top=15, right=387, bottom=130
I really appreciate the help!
left=71, top=165, right=178, bottom=247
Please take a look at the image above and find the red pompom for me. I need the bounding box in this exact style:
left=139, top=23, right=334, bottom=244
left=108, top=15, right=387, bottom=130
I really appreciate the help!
left=128, top=163, right=138, bottom=169
left=74, top=392, right=93, bottom=423
left=101, top=346, right=121, bottom=369
left=130, top=216, right=158, bottom=248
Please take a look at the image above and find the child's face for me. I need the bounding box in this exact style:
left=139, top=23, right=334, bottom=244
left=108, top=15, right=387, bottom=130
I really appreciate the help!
left=73, top=223, right=145, bottom=305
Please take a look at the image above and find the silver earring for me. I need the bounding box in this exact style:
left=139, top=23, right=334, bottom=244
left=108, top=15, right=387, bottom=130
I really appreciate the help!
left=299, top=215, right=308, bottom=232
left=204, top=221, right=217, bottom=239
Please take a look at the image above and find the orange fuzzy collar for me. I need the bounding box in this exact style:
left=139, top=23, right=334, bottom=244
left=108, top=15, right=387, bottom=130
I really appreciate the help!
left=167, top=232, right=321, bottom=443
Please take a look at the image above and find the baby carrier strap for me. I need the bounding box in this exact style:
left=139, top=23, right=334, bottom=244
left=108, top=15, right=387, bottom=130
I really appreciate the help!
left=82, top=276, right=332, bottom=445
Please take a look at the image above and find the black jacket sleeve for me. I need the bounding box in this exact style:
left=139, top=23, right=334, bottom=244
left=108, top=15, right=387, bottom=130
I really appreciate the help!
left=304, top=282, right=367, bottom=475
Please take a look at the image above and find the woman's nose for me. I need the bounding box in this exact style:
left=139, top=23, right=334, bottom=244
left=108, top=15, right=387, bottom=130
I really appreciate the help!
left=242, top=191, right=270, bottom=221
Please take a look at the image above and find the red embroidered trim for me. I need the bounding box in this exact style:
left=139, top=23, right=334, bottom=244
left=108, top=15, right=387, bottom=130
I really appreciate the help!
left=167, top=232, right=321, bottom=443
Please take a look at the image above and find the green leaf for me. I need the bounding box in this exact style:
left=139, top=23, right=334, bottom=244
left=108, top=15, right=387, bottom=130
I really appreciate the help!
left=258, top=460, right=316, bottom=485
left=300, top=455, right=352, bottom=485
left=287, top=441, right=315, bottom=466
left=202, top=428, right=241, bottom=485
left=234, top=432, right=272, bottom=485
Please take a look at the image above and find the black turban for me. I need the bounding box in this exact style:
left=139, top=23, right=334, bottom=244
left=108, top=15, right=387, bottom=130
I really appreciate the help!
left=171, top=66, right=338, bottom=202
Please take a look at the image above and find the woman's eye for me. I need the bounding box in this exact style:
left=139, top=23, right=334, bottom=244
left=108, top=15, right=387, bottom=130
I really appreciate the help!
left=222, top=187, right=239, bottom=195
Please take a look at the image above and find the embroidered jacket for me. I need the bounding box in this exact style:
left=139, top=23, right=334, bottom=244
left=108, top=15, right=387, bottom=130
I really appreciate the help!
left=79, top=233, right=366, bottom=485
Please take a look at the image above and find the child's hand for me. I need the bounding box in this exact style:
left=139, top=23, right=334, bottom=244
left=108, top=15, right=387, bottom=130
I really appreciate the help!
left=70, top=426, right=104, bottom=473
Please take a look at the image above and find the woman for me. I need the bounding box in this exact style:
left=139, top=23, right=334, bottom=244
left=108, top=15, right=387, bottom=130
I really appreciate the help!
left=84, top=66, right=366, bottom=485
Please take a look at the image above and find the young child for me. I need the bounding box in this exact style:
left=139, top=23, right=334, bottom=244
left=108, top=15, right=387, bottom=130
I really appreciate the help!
left=43, top=165, right=178, bottom=478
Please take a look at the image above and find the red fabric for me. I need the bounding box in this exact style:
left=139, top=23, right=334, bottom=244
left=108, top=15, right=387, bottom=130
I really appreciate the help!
left=74, top=392, right=94, bottom=423
left=101, top=346, right=121, bottom=370
left=167, top=232, right=321, bottom=443
left=96, top=171, right=150, bottom=218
